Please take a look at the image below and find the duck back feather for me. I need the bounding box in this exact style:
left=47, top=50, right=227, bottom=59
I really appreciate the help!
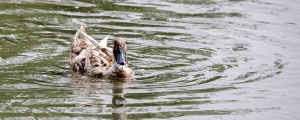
left=69, top=26, right=132, bottom=78
left=69, top=26, right=114, bottom=77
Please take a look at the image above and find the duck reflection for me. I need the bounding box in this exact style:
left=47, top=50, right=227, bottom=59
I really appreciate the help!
left=111, top=81, right=127, bottom=120
left=71, top=74, right=129, bottom=120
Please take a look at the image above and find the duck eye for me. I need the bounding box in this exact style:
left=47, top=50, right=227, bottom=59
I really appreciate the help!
left=94, top=64, right=99, bottom=67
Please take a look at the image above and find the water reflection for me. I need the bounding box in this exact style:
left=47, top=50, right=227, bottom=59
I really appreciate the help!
left=71, top=75, right=129, bottom=120
left=111, top=81, right=127, bottom=120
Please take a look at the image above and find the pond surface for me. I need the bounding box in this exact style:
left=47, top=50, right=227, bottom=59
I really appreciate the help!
left=0, top=0, right=300, bottom=119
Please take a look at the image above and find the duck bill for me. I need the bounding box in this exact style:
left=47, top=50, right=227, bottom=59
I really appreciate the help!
left=116, top=48, right=126, bottom=65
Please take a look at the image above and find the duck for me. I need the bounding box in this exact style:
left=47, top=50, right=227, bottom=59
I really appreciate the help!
left=69, top=26, right=132, bottom=79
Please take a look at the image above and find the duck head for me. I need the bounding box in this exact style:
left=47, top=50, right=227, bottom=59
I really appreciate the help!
left=113, top=38, right=128, bottom=68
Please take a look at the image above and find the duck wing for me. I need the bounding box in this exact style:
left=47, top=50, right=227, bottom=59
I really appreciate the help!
left=99, top=34, right=109, bottom=47
left=69, top=26, right=114, bottom=77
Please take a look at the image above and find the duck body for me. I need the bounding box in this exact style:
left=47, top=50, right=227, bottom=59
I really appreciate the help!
left=69, top=26, right=132, bottom=78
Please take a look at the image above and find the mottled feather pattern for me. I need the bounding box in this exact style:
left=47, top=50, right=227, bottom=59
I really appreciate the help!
left=69, top=26, right=132, bottom=79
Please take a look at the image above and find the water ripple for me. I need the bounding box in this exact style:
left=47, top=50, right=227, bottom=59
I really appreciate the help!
left=0, top=0, right=299, bottom=119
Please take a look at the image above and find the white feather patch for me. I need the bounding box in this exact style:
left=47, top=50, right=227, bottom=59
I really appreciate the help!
left=99, top=34, right=109, bottom=47
left=114, top=62, right=123, bottom=70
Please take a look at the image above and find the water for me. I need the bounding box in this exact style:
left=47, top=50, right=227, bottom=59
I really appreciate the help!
left=0, top=0, right=300, bottom=119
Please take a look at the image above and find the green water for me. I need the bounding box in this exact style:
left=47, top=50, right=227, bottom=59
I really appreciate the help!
left=0, top=0, right=300, bottom=119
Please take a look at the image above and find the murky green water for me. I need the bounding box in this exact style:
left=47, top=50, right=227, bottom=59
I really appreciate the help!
left=1, top=0, right=300, bottom=119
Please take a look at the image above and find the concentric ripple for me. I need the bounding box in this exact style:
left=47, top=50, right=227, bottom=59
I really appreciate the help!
left=0, top=0, right=299, bottom=119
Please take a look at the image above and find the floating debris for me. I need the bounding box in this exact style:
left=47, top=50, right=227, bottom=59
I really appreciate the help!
left=167, top=18, right=172, bottom=21
left=206, top=7, right=220, bottom=12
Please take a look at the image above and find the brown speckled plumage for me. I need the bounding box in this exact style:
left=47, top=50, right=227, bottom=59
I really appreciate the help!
left=69, top=26, right=132, bottom=79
